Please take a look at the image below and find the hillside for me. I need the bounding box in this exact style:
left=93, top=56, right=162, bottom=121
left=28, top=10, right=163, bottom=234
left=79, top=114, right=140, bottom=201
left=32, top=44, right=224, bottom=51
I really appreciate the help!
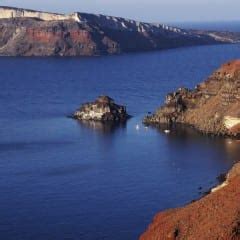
left=0, top=6, right=240, bottom=56
left=140, top=162, right=240, bottom=240
left=141, top=60, right=240, bottom=239
left=144, top=60, right=240, bottom=137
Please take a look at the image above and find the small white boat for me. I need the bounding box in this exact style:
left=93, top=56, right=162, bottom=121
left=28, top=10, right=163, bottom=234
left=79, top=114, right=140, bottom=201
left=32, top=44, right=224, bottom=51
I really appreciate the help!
left=135, top=124, right=140, bottom=130
left=164, top=129, right=170, bottom=134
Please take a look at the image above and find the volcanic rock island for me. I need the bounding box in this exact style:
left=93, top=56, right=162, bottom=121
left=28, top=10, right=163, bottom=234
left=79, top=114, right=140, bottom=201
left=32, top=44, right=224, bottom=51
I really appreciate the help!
left=0, top=6, right=240, bottom=56
left=73, top=96, right=129, bottom=122
left=141, top=60, right=240, bottom=239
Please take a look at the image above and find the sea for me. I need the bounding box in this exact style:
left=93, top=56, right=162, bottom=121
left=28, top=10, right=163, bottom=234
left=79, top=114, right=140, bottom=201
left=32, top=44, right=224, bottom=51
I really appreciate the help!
left=1, top=22, right=240, bottom=240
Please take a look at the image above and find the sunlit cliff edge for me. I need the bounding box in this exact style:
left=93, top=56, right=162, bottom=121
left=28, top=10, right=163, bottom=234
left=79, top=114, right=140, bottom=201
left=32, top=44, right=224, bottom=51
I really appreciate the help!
left=0, top=6, right=240, bottom=56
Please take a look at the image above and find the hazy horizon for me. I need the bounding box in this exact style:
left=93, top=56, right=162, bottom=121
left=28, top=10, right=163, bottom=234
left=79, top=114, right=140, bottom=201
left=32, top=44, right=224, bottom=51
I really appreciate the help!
left=0, top=0, right=240, bottom=23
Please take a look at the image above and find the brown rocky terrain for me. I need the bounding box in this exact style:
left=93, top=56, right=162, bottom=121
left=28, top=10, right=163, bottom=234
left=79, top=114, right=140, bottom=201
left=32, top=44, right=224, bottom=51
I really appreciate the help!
left=140, top=162, right=240, bottom=240
left=141, top=60, right=240, bottom=239
left=0, top=18, right=116, bottom=56
left=73, top=96, right=129, bottom=122
left=0, top=6, right=240, bottom=56
left=144, top=60, right=240, bottom=137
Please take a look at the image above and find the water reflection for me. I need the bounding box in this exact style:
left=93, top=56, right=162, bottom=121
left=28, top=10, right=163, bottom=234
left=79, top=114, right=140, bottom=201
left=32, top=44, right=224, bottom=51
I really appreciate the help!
left=146, top=123, right=205, bottom=139
left=77, top=120, right=127, bottom=134
left=2, top=44, right=240, bottom=240
left=148, top=123, right=240, bottom=164
left=223, top=139, right=240, bottom=163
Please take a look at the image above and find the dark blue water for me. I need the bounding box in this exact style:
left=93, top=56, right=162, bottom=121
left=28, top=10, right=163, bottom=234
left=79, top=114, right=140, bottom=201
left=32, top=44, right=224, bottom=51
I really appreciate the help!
left=1, top=44, right=240, bottom=240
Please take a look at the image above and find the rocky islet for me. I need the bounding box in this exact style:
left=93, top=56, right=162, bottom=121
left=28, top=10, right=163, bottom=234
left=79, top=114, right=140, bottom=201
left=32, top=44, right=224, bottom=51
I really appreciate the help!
left=73, top=96, right=130, bottom=122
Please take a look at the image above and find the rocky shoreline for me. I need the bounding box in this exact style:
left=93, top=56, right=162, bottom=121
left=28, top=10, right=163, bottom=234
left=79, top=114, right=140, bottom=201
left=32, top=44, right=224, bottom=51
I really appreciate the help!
left=140, top=60, right=240, bottom=239
left=144, top=60, right=240, bottom=137
left=140, top=162, right=240, bottom=240
left=69, top=62, right=240, bottom=239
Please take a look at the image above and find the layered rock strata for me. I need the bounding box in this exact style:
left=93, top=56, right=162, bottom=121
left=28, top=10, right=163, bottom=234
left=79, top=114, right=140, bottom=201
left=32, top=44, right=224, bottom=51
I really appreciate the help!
left=73, top=96, right=129, bottom=122
left=144, top=60, right=240, bottom=137
left=0, top=6, right=79, bottom=22
left=0, top=6, right=240, bottom=56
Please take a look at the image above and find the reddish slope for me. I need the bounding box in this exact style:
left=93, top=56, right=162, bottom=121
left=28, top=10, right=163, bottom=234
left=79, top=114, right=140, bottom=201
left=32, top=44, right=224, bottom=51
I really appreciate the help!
left=140, top=163, right=240, bottom=240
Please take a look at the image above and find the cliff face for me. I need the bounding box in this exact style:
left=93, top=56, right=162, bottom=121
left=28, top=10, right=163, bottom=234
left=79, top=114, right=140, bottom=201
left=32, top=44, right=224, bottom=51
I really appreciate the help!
left=0, top=18, right=106, bottom=56
left=144, top=60, right=240, bottom=137
left=0, top=6, right=240, bottom=56
left=0, top=6, right=79, bottom=22
left=140, top=162, right=240, bottom=240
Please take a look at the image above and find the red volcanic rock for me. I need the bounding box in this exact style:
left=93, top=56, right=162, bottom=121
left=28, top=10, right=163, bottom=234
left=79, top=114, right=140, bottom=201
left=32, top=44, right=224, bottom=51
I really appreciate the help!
left=26, top=28, right=61, bottom=43
left=26, top=28, right=91, bottom=43
left=142, top=61, right=240, bottom=239
left=0, top=18, right=114, bottom=56
left=140, top=163, right=240, bottom=240
left=0, top=10, right=240, bottom=56
left=68, top=30, right=90, bottom=42
left=218, top=60, right=240, bottom=77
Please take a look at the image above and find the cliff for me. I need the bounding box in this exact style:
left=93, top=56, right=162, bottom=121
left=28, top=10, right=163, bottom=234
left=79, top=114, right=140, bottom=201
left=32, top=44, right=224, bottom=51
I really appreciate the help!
left=0, top=6, right=79, bottom=22
left=140, top=162, right=240, bottom=240
left=0, top=6, right=240, bottom=56
left=144, top=60, right=240, bottom=137
left=141, top=60, right=240, bottom=239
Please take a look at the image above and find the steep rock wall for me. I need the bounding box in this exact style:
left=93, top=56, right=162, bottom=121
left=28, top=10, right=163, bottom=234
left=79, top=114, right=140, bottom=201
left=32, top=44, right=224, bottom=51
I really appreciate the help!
left=0, top=6, right=240, bottom=56
left=0, top=6, right=79, bottom=22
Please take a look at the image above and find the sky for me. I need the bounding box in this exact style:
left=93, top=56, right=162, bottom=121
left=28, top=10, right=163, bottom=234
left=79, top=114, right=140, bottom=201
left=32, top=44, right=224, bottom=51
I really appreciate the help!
left=0, top=0, right=239, bottom=23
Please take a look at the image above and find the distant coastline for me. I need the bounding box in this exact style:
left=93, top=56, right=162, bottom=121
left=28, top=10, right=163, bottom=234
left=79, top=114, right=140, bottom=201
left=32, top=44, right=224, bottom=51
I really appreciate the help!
left=0, top=6, right=240, bottom=56
left=173, top=20, right=240, bottom=32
